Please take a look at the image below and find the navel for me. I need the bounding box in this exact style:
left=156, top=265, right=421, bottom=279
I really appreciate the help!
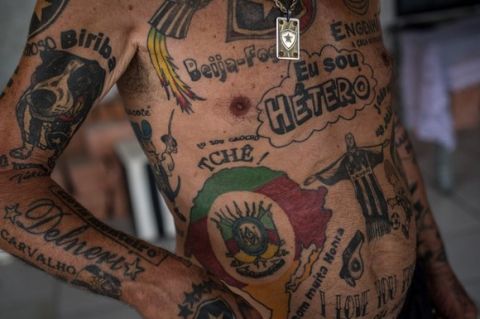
left=229, top=96, right=252, bottom=117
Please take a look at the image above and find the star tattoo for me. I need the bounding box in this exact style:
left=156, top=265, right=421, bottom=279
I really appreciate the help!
left=4, top=204, right=22, bottom=224
left=34, top=0, right=53, bottom=21
left=184, top=291, right=198, bottom=307
left=178, top=304, right=193, bottom=319
left=192, top=283, right=206, bottom=298
left=123, top=258, right=145, bottom=280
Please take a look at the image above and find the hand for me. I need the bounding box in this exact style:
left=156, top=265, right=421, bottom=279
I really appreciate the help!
left=125, top=256, right=264, bottom=319
left=172, top=278, right=263, bottom=319
left=427, top=264, right=477, bottom=319
left=140, top=278, right=263, bottom=319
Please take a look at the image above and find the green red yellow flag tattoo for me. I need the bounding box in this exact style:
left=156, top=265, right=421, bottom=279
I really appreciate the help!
left=186, top=167, right=332, bottom=287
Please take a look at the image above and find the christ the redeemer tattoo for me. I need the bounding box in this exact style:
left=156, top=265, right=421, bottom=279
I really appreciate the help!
left=305, top=133, right=391, bottom=241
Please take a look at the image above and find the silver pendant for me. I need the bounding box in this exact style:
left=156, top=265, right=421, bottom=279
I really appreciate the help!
left=276, top=17, right=300, bottom=60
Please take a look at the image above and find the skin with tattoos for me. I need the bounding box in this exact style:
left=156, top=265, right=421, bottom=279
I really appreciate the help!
left=0, top=0, right=476, bottom=318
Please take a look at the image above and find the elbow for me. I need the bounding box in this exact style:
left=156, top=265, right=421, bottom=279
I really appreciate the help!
left=0, top=148, right=54, bottom=185
left=0, top=164, right=53, bottom=191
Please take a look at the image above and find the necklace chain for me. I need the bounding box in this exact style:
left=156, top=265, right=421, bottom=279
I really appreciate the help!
left=273, top=0, right=299, bottom=14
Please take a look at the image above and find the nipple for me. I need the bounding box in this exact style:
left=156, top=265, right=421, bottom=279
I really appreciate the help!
left=229, top=96, right=251, bottom=117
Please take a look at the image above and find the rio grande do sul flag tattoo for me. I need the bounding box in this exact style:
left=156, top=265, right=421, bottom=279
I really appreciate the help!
left=185, top=166, right=332, bottom=287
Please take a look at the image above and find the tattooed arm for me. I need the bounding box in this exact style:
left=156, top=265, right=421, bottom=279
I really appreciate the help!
left=393, top=116, right=477, bottom=319
left=0, top=1, right=261, bottom=318
left=0, top=179, right=260, bottom=319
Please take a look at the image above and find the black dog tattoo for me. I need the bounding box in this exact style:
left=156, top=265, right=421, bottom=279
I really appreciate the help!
left=10, top=50, right=105, bottom=168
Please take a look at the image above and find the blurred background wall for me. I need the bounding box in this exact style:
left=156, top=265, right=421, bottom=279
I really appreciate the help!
left=0, top=1, right=479, bottom=319
left=0, top=1, right=35, bottom=86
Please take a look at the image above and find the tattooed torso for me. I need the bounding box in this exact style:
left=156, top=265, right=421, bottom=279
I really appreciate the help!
left=116, top=1, right=416, bottom=318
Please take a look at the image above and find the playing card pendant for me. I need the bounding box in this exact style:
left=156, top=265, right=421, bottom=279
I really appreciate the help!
left=276, top=17, right=300, bottom=60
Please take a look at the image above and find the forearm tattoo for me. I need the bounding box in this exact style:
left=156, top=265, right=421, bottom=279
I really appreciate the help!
left=1, top=186, right=171, bottom=298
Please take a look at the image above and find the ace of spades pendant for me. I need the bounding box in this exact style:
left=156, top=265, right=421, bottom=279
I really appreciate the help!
left=276, top=17, right=300, bottom=60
